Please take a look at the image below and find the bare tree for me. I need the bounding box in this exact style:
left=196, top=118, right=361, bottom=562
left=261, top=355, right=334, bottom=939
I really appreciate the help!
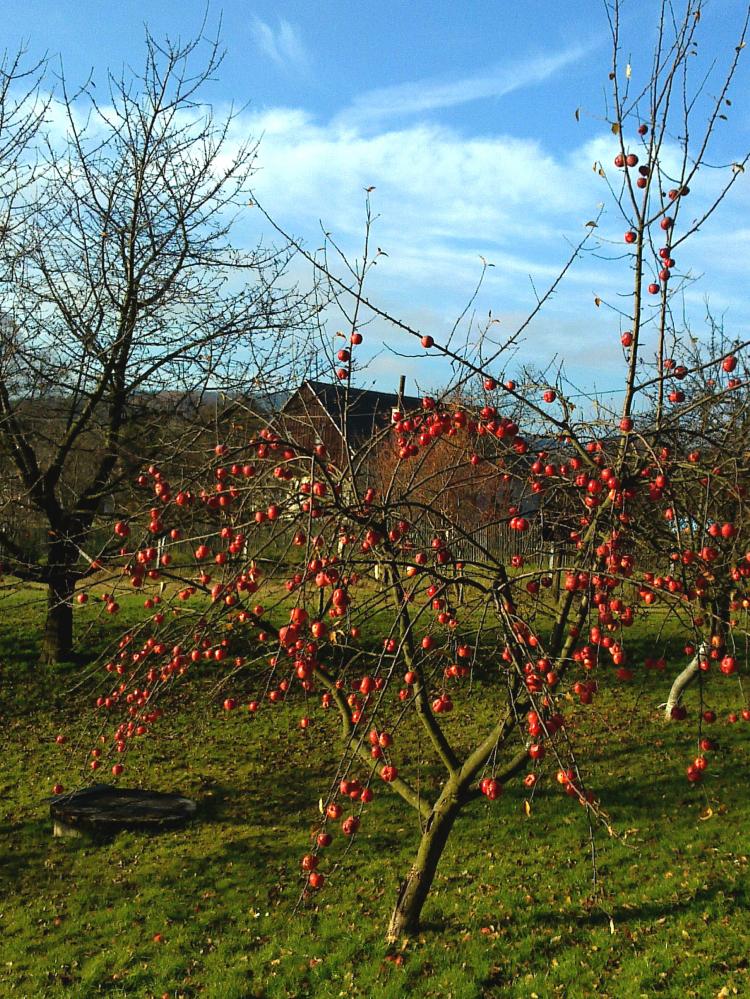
left=0, top=26, right=309, bottom=662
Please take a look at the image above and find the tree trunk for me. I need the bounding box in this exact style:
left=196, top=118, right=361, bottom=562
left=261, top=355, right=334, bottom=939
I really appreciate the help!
left=665, top=591, right=732, bottom=720
left=386, top=791, right=461, bottom=943
left=41, top=570, right=76, bottom=664
left=664, top=644, right=704, bottom=720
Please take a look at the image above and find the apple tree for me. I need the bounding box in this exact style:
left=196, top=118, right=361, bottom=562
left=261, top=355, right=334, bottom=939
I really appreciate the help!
left=54, top=0, right=750, bottom=942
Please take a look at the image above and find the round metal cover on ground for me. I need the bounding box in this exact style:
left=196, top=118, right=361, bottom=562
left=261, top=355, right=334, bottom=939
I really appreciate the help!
left=50, top=783, right=197, bottom=837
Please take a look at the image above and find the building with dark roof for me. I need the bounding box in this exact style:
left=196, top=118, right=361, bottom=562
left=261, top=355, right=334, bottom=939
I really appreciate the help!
left=277, top=379, right=422, bottom=463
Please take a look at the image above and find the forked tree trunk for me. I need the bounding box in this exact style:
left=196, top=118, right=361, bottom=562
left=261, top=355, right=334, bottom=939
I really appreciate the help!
left=41, top=571, right=76, bottom=665
left=386, top=790, right=462, bottom=943
left=665, top=592, right=732, bottom=721
left=664, top=644, right=704, bottom=720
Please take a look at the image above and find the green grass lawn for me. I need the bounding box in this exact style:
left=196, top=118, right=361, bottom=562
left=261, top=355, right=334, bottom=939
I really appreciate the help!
left=1, top=585, right=749, bottom=997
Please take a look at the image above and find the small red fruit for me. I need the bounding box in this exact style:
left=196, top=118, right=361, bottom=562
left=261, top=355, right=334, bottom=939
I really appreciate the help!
left=720, top=656, right=736, bottom=676
left=686, top=763, right=702, bottom=783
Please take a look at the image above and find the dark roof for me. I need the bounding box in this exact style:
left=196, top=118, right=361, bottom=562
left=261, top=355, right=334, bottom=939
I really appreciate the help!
left=282, top=379, right=423, bottom=444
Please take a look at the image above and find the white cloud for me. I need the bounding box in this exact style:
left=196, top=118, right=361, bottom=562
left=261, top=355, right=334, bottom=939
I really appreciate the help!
left=241, top=111, right=588, bottom=240
left=231, top=99, right=748, bottom=393
left=189, top=39, right=750, bottom=391
left=223, top=105, right=624, bottom=391
left=336, top=44, right=593, bottom=127
left=23, top=30, right=748, bottom=400
left=251, top=18, right=309, bottom=72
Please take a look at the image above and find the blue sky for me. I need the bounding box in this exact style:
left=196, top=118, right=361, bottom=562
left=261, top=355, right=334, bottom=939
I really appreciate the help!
left=7, top=0, right=750, bottom=401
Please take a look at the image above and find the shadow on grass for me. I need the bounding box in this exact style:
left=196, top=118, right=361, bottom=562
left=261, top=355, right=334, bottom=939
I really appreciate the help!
left=0, top=819, right=52, bottom=891
left=0, top=807, right=305, bottom=900
left=478, top=880, right=748, bottom=993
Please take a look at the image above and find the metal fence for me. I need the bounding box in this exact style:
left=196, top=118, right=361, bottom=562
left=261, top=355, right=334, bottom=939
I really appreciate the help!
left=408, top=517, right=552, bottom=567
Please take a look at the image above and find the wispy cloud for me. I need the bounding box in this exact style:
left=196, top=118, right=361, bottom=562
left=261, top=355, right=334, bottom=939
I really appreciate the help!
left=337, top=44, right=592, bottom=126
left=251, top=17, right=309, bottom=73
